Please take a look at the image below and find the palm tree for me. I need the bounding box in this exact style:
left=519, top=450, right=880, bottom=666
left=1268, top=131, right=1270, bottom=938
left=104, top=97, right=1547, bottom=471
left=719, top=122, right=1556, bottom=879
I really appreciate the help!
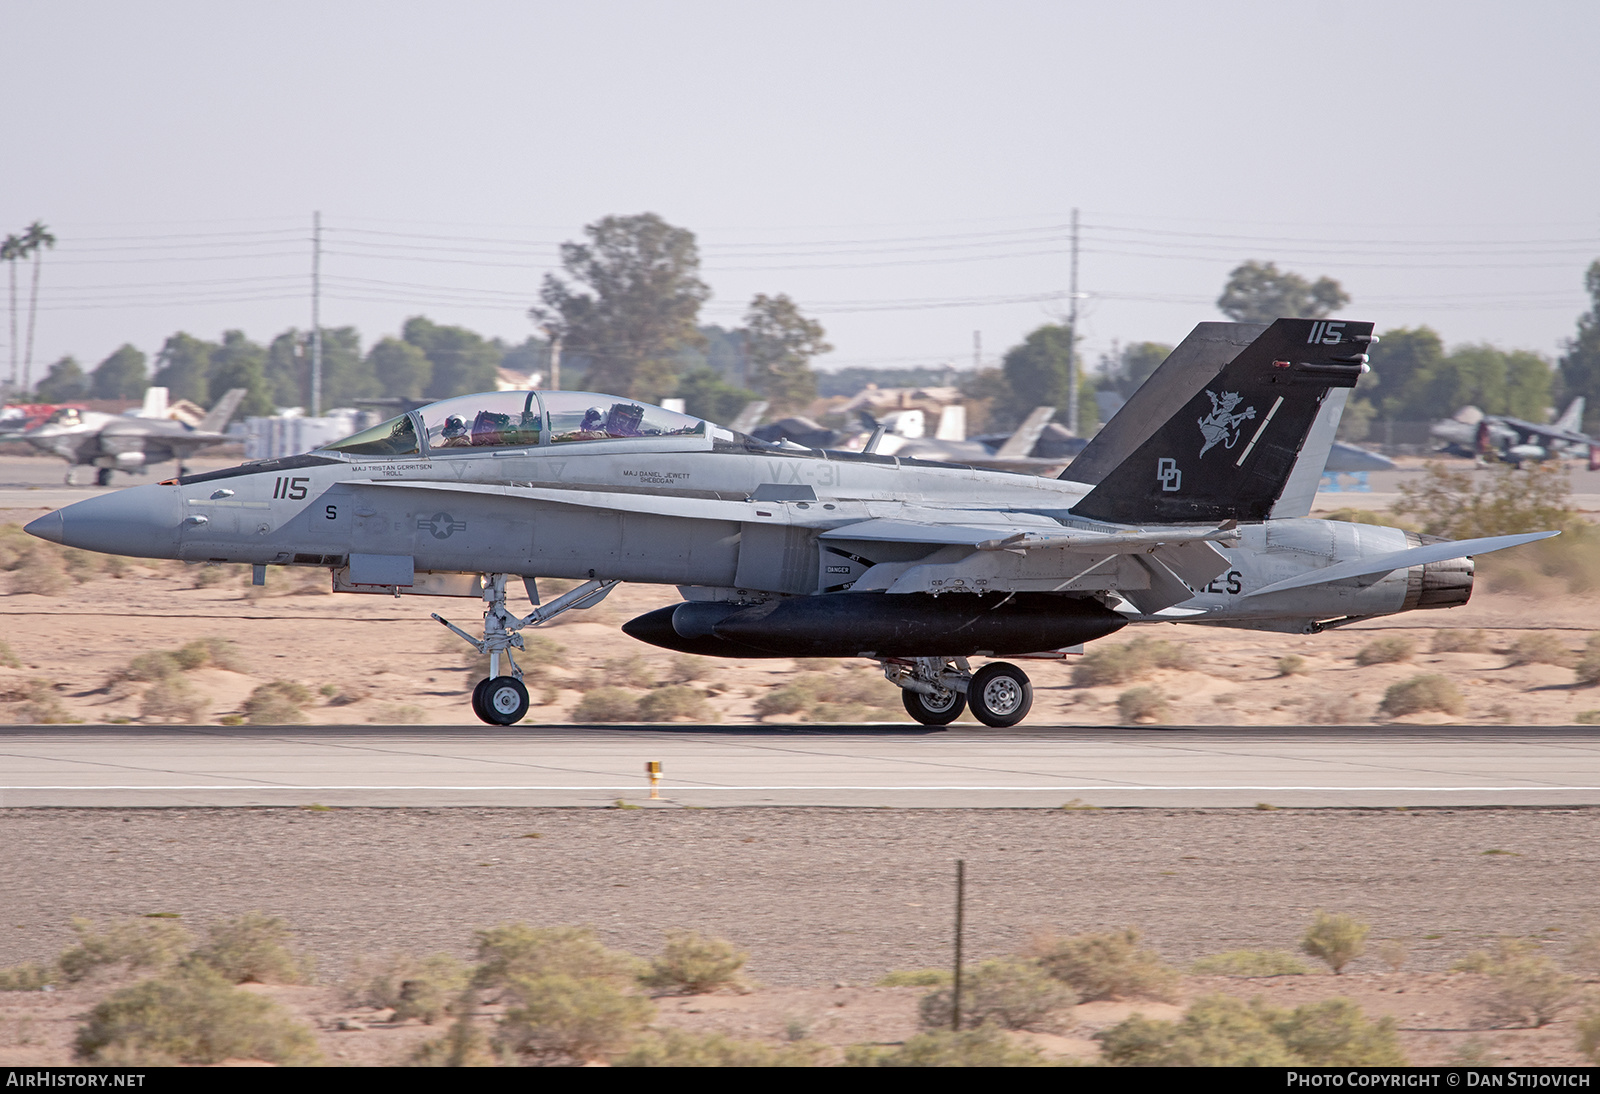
left=1, top=233, right=21, bottom=393
left=20, top=221, right=56, bottom=393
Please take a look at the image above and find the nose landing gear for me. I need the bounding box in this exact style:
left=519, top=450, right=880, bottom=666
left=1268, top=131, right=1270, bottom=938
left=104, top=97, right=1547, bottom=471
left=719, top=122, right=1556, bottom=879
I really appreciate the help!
left=436, top=573, right=618, bottom=726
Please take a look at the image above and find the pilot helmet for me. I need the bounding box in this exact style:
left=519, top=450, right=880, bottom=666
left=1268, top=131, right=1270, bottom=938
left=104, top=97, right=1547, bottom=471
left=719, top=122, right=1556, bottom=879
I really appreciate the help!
left=442, top=415, right=467, bottom=436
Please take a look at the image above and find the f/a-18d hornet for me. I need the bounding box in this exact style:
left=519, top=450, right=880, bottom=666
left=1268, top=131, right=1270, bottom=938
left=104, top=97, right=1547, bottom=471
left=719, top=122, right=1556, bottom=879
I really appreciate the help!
left=26, top=319, right=1557, bottom=727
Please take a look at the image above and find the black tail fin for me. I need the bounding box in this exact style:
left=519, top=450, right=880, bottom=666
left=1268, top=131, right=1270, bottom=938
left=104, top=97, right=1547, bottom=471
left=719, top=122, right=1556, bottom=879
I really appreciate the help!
left=1069, top=318, right=1375, bottom=524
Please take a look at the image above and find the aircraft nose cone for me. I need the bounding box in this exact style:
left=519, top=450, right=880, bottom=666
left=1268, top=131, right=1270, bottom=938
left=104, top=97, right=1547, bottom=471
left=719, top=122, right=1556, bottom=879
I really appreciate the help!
left=28, top=483, right=185, bottom=559
left=23, top=511, right=63, bottom=544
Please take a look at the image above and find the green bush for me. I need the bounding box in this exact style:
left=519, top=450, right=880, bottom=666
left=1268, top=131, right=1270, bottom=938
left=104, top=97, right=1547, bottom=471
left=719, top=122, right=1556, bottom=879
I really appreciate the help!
left=472, top=924, right=640, bottom=991
left=641, top=930, right=747, bottom=994
left=191, top=912, right=311, bottom=984
left=1355, top=635, right=1415, bottom=666
left=1190, top=950, right=1310, bottom=977
left=1432, top=629, right=1490, bottom=653
left=1380, top=675, right=1466, bottom=718
left=845, top=1025, right=1050, bottom=1067
left=244, top=680, right=312, bottom=725
left=1073, top=638, right=1193, bottom=688
left=638, top=686, right=713, bottom=723
left=1392, top=461, right=1573, bottom=540
left=1300, top=910, right=1370, bottom=974
left=1032, top=927, right=1179, bottom=1001
left=617, top=1029, right=823, bottom=1067
left=877, top=968, right=952, bottom=987
left=353, top=952, right=470, bottom=1024
left=1577, top=1005, right=1600, bottom=1064
left=0, top=961, right=54, bottom=990
left=1116, top=686, right=1169, bottom=724
left=572, top=687, right=641, bottom=722
left=57, top=917, right=194, bottom=983
left=1453, top=938, right=1576, bottom=1028
left=918, top=957, right=1076, bottom=1032
left=1506, top=633, right=1574, bottom=668
left=74, top=965, right=320, bottom=1065
left=1097, top=994, right=1403, bottom=1067
left=496, top=972, right=654, bottom=1063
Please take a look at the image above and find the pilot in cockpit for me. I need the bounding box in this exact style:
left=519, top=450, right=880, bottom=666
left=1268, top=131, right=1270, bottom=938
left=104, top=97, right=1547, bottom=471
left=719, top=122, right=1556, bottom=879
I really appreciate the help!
left=438, top=415, right=471, bottom=447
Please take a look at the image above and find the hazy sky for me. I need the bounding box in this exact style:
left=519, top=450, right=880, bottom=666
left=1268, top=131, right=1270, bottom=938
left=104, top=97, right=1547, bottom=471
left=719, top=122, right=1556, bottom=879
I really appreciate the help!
left=3, top=0, right=1597, bottom=388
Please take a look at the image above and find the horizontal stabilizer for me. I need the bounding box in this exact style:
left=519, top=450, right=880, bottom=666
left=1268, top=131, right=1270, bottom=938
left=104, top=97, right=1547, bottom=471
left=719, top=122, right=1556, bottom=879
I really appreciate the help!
left=1243, top=530, right=1560, bottom=598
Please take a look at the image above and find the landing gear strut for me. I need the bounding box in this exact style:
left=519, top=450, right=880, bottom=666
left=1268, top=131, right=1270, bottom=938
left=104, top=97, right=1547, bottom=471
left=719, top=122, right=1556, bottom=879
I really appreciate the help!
left=436, top=574, right=618, bottom=726
left=882, top=656, right=1033, bottom=728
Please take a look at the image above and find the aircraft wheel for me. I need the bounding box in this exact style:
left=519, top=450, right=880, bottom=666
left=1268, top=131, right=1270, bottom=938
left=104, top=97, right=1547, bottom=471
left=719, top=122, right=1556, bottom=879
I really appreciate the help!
left=95, top=468, right=114, bottom=486
left=968, top=662, right=1033, bottom=728
left=479, top=676, right=530, bottom=726
left=470, top=677, right=492, bottom=723
left=901, top=685, right=966, bottom=726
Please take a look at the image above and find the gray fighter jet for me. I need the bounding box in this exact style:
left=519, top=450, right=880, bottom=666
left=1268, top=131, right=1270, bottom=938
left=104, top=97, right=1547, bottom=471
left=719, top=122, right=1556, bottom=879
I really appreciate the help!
left=27, top=319, right=1555, bottom=727
left=1429, top=399, right=1598, bottom=468
left=22, top=387, right=248, bottom=485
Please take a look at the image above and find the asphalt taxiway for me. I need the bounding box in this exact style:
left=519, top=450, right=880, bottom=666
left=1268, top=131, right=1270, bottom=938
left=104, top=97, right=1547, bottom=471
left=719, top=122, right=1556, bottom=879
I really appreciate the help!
left=2, top=724, right=1598, bottom=808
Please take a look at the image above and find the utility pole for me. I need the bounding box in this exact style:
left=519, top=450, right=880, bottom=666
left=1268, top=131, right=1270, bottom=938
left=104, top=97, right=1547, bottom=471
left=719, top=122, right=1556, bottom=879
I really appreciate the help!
left=541, top=324, right=562, bottom=390
left=311, top=211, right=323, bottom=417
left=973, top=330, right=981, bottom=372
left=951, top=859, right=966, bottom=1032
left=1066, top=207, right=1079, bottom=437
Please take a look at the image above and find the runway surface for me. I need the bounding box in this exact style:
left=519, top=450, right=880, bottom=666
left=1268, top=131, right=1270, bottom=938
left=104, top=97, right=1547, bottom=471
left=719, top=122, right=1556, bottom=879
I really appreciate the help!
left=3, top=723, right=1599, bottom=808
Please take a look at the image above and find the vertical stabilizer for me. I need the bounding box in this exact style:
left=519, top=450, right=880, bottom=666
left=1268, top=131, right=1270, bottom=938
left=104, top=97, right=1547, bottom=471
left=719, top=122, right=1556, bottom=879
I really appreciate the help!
left=1069, top=318, right=1375, bottom=524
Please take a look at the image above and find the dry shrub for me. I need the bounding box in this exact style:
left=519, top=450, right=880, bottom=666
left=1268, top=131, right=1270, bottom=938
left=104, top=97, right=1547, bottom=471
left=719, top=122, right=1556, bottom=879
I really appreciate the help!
left=1506, top=633, right=1574, bottom=668
left=754, top=675, right=824, bottom=719
left=0, top=639, right=19, bottom=668
left=1577, top=637, right=1600, bottom=687
left=370, top=704, right=427, bottom=724
left=1097, top=994, right=1404, bottom=1067
left=846, top=1025, right=1049, bottom=1067
left=1480, top=520, right=1600, bottom=595
left=618, top=1029, right=823, bottom=1067
left=918, top=957, right=1076, bottom=1032
left=9, top=546, right=70, bottom=595
left=243, top=680, right=311, bottom=725
left=409, top=1020, right=496, bottom=1067
left=1355, top=635, right=1415, bottom=666
left=637, top=686, right=713, bottom=723
left=1117, top=686, right=1168, bottom=724
left=172, top=637, right=247, bottom=673
left=0, top=962, right=53, bottom=990
left=74, top=965, right=320, bottom=1065
left=1301, top=910, right=1370, bottom=974
left=573, top=687, right=641, bottom=723
left=641, top=931, right=748, bottom=994
left=1393, top=461, right=1572, bottom=539
left=139, top=677, right=208, bottom=725
left=191, top=564, right=236, bottom=589
left=351, top=952, right=469, bottom=1024
left=472, top=924, right=640, bottom=991
left=5, top=678, right=74, bottom=724
left=125, top=651, right=180, bottom=682
left=1380, top=675, right=1465, bottom=718
left=1276, top=655, right=1307, bottom=677
left=57, top=917, right=195, bottom=983
left=602, top=654, right=656, bottom=688
left=1454, top=938, right=1576, bottom=1028
left=0, top=524, right=35, bottom=570
left=1578, top=1006, right=1600, bottom=1064
left=1305, top=692, right=1367, bottom=725
left=495, top=974, right=654, bottom=1063
left=192, top=912, right=312, bottom=985
left=1073, top=637, right=1193, bottom=687
left=1569, top=926, right=1600, bottom=975
left=1031, top=927, right=1179, bottom=1001
left=1378, top=939, right=1408, bottom=972
left=663, top=655, right=708, bottom=685
left=876, top=968, right=952, bottom=987
left=1432, top=629, right=1491, bottom=654
left=1190, top=950, right=1310, bottom=977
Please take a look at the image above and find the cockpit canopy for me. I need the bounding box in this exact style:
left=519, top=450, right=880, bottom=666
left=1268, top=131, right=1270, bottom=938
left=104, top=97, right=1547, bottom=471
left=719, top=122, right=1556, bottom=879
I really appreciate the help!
left=319, top=391, right=710, bottom=458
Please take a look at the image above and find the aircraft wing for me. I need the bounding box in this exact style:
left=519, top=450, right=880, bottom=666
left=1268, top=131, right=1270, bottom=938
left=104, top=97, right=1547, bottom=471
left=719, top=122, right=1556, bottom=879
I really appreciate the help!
left=1495, top=416, right=1594, bottom=448
left=1243, top=530, right=1560, bottom=598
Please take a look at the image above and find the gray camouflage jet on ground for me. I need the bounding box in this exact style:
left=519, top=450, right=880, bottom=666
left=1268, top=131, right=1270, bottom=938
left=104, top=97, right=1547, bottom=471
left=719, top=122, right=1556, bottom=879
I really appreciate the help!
left=28, top=319, right=1555, bottom=727
left=22, top=388, right=248, bottom=485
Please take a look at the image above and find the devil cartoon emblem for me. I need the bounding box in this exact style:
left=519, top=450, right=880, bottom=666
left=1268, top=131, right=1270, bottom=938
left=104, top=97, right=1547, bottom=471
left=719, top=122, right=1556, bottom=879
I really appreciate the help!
left=1196, top=390, right=1255, bottom=459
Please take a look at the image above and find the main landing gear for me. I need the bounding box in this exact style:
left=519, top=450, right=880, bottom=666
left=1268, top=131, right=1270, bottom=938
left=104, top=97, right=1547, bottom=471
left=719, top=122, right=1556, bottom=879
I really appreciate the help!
left=436, top=574, right=619, bottom=726
left=882, top=656, right=1034, bottom=728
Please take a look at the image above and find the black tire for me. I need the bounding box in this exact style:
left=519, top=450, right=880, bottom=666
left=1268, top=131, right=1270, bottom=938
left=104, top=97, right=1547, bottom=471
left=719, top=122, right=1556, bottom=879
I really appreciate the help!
left=470, top=677, right=492, bottom=723
left=480, top=675, right=530, bottom=726
left=96, top=468, right=114, bottom=486
left=968, top=662, right=1033, bottom=728
left=901, top=685, right=966, bottom=726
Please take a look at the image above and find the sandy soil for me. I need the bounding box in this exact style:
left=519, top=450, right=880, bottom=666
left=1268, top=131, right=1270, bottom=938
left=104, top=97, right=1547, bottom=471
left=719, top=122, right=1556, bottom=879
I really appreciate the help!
left=0, top=806, right=1597, bottom=1066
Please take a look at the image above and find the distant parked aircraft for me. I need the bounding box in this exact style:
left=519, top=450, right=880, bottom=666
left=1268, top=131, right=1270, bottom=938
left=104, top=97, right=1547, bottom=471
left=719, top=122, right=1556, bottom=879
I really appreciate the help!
left=1430, top=398, right=1599, bottom=468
